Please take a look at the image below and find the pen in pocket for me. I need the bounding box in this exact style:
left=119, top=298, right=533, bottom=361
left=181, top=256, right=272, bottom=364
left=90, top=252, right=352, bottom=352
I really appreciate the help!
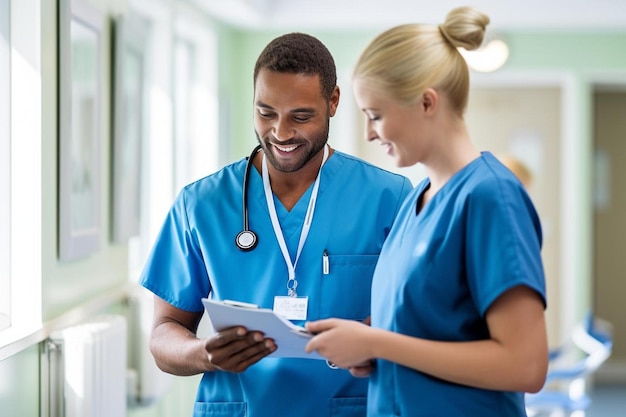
left=323, top=249, right=329, bottom=275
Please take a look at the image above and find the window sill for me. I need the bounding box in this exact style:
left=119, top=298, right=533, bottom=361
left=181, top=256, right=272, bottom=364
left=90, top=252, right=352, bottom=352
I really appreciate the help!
left=0, top=325, right=45, bottom=361
left=0, top=283, right=132, bottom=361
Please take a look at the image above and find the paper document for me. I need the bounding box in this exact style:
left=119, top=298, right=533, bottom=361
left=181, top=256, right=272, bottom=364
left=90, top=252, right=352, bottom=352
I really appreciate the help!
left=201, top=298, right=323, bottom=360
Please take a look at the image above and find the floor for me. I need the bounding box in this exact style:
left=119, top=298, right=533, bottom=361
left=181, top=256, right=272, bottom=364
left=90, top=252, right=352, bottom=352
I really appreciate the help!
left=527, top=383, right=626, bottom=417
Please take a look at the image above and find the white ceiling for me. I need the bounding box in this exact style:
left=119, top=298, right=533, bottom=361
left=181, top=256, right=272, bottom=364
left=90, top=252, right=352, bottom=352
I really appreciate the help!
left=193, top=0, right=626, bottom=32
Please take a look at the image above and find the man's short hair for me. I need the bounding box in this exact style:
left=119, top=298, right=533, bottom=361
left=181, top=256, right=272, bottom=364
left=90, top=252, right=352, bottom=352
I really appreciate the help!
left=253, top=33, right=337, bottom=101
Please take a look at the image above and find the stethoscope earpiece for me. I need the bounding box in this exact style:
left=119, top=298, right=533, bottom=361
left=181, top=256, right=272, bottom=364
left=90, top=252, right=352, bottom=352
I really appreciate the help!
left=236, top=145, right=262, bottom=251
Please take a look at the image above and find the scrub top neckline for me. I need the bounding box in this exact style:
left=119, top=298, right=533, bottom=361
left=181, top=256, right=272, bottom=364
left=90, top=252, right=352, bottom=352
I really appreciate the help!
left=246, top=147, right=339, bottom=217
left=414, top=152, right=488, bottom=216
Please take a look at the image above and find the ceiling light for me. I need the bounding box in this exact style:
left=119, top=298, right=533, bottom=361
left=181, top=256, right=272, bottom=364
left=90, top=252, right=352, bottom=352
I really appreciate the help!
left=459, top=39, right=509, bottom=73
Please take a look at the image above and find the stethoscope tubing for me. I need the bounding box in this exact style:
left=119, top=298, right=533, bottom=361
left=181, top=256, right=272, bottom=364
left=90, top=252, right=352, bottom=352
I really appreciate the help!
left=235, top=145, right=262, bottom=251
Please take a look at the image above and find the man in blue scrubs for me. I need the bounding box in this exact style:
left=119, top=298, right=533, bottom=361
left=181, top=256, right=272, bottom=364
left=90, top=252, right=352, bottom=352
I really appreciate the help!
left=139, top=33, right=412, bottom=417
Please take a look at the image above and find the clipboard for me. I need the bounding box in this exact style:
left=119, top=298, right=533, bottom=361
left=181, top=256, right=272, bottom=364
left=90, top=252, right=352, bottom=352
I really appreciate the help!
left=201, top=298, right=324, bottom=360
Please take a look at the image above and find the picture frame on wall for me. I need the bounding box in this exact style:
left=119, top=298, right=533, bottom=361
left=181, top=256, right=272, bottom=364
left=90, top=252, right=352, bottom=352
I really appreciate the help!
left=111, top=12, right=150, bottom=243
left=58, top=0, right=104, bottom=261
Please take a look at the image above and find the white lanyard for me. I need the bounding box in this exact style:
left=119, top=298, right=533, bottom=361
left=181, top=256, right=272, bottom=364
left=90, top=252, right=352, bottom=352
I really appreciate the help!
left=262, top=144, right=329, bottom=297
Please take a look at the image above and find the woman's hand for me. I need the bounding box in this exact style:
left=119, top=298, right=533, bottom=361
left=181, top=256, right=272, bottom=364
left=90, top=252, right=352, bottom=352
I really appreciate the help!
left=305, top=318, right=376, bottom=369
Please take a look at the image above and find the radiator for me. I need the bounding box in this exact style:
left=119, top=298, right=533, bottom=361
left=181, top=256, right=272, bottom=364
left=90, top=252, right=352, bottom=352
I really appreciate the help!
left=44, top=315, right=128, bottom=417
left=126, top=286, right=173, bottom=406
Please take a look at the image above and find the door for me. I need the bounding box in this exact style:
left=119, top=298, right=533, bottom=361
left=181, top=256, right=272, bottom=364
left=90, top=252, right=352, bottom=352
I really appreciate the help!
left=593, top=89, right=626, bottom=377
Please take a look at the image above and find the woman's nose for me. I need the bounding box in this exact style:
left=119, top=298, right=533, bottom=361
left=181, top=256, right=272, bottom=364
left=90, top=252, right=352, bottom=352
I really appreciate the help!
left=365, top=120, right=377, bottom=142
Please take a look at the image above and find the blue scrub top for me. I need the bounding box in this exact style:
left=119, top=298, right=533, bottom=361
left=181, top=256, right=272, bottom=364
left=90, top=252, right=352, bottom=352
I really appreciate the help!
left=369, top=152, right=546, bottom=417
left=140, top=149, right=412, bottom=417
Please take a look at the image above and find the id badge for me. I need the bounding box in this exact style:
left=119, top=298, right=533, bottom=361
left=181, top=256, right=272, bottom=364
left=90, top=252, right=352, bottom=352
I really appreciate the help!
left=273, top=296, right=308, bottom=320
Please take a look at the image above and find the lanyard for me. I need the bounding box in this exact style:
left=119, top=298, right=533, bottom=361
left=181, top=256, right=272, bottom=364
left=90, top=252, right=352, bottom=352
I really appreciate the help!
left=262, top=144, right=329, bottom=297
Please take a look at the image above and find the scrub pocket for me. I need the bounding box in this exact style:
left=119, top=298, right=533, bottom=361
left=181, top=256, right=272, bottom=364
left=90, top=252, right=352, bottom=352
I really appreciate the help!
left=320, top=254, right=378, bottom=320
left=193, top=401, right=246, bottom=416
left=330, top=397, right=367, bottom=417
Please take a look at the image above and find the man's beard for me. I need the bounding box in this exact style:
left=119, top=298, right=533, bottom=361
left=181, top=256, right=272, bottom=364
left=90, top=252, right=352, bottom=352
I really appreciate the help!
left=256, top=120, right=329, bottom=173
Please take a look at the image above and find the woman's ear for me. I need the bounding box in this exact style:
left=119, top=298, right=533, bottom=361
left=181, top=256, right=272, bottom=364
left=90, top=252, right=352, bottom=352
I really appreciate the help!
left=421, top=88, right=438, bottom=115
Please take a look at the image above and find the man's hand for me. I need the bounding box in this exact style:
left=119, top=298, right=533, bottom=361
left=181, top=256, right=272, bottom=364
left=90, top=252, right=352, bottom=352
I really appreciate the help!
left=150, top=298, right=277, bottom=375
left=205, top=326, right=277, bottom=373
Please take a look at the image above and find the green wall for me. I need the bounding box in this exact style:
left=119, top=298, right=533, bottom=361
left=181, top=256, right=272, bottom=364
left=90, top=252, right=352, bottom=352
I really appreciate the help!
left=507, top=31, right=626, bottom=69
left=228, top=29, right=626, bottom=158
left=40, top=0, right=129, bottom=320
left=0, top=346, right=40, bottom=416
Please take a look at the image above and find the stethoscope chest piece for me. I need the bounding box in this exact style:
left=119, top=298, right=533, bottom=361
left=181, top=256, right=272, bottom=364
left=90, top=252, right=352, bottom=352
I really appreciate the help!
left=236, top=230, right=258, bottom=251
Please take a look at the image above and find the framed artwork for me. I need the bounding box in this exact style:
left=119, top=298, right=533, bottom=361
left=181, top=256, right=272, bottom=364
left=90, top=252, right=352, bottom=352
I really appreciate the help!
left=58, top=0, right=104, bottom=260
left=111, top=13, right=150, bottom=243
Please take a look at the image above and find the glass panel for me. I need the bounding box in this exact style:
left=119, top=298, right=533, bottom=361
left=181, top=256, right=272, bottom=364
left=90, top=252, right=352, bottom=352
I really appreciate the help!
left=112, top=44, right=142, bottom=242
left=173, top=33, right=219, bottom=192
left=69, top=19, right=99, bottom=232
left=173, top=38, right=193, bottom=192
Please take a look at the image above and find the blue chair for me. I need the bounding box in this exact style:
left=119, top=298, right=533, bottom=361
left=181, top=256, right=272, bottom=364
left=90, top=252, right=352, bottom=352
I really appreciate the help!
left=525, top=314, right=613, bottom=417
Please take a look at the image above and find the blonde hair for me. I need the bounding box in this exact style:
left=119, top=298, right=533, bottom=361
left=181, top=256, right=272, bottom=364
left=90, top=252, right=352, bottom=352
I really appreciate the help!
left=499, top=155, right=533, bottom=188
left=353, top=6, right=490, bottom=115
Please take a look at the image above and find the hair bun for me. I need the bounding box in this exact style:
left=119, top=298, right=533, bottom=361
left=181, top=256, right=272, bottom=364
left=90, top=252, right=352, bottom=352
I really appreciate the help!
left=438, top=6, right=490, bottom=51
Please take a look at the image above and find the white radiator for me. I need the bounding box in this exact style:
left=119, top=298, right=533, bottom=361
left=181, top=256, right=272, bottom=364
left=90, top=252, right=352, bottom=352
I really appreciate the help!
left=45, top=315, right=128, bottom=417
left=126, top=286, right=173, bottom=406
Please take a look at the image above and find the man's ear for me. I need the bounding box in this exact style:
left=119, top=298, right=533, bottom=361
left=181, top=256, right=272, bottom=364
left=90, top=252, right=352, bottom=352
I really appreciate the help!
left=421, top=88, right=438, bottom=115
left=329, top=85, right=340, bottom=117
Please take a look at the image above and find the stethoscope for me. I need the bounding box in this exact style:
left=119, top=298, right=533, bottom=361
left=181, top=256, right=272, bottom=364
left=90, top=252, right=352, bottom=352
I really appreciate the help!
left=235, top=144, right=329, bottom=254
left=235, top=145, right=263, bottom=251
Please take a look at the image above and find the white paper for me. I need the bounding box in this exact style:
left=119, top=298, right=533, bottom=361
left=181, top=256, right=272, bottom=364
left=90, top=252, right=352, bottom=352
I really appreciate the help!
left=201, top=298, right=323, bottom=360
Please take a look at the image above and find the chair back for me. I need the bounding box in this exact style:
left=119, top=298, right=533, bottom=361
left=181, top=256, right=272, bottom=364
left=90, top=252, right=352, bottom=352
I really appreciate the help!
left=525, top=313, right=613, bottom=415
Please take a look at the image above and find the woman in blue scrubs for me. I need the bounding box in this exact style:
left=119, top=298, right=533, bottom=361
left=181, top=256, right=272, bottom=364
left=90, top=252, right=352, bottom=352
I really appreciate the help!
left=140, top=33, right=411, bottom=417
left=306, top=7, right=548, bottom=416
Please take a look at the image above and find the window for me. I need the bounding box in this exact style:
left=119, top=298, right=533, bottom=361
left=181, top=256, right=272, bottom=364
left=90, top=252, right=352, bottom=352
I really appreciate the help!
left=0, top=0, right=10, bottom=331
left=173, top=38, right=194, bottom=192
left=0, top=0, right=42, bottom=352
left=125, top=3, right=220, bottom=284
left=172, top=18, right=219, bottom=192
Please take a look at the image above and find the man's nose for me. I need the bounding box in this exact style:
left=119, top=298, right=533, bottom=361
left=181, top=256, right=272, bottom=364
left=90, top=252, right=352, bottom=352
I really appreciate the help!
left=273, top=119, right=296, bottom=141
